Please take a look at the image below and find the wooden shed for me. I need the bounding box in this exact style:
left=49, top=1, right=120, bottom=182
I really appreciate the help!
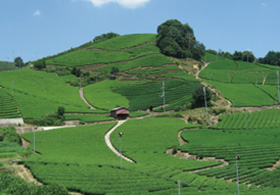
left=110, top=107, right=130, bottom=119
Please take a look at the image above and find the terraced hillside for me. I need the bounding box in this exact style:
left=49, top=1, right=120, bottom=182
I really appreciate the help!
left=0, top=89, right=21, bottom=118
left=22, top=118, right=280, bottom=194
left=0, top=69, right=98, bottom=119
left=200, top=53, right=280, bottom=107
left=177, top=111, right=280, bottom=189
left=214, top=109, right=280, bottom=129
left=46, top=34, right=201, bottom=112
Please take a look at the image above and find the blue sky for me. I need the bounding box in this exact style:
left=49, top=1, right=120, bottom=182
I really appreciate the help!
left=1, top=0, right=279, bottom=62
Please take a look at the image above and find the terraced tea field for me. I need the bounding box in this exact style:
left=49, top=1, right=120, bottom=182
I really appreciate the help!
left=214, top=109, right=280, bottom=129
left=0, top=89, right=20, bottom=118
left=22, top=118, right=280, bottom=194
left=200, top=53, right=280, bottom=107
left=178, top=126, right=280, bottom=188
left=0, top=69, right=94, bottom=119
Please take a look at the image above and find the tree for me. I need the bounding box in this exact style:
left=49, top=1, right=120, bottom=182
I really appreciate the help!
left=57, top=107, right=65, bottom=117
left=260, top=51, right=280, bottom=65
left=222, top=52, right=233, bottom=60
left=93, top=32, right=120, bottom=44
left=233, top=51, right=243, bottom=61
left=156, top=19, right=205, bottom=59
left=192, top=85, right=211, bottom=108
left=71, top=67, right=81, bottom=77
left=33, top=58, right=46, bottom=70
left=242, top=51, right=255, bottom=63
left=14, top=57, right=24, bottom=68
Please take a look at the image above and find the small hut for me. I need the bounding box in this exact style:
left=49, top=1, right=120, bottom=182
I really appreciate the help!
left=110, top=107, right=130, bottom=119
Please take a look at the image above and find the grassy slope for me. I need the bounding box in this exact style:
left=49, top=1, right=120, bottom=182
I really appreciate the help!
left=88, top=34, right=156, bottom=50
left=0, top=69, right=92, bottom=119
left=201, top=53, right=278, bottom=107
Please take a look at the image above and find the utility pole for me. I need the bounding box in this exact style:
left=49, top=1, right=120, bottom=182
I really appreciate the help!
left=277, top=70, right=280, bottom=103
left=33, top=126, right=37, bottom=153
left=203, top=86, right=209, bottom=123
left=161, top=81, right=166, bottom=112
left=236, top=155, right=240, bottom=195
left=178, top=178, right=181, bottom=195
left=244, top=109, right=248, bottom=130
left=119, top=132, right=123, bottom=170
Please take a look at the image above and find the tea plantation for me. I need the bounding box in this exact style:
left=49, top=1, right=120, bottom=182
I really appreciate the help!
left=2, top=33, right=280, bottom=194
left=22, top=118, right=280, bottom=194
left=200, top=53, right=280, bottom=107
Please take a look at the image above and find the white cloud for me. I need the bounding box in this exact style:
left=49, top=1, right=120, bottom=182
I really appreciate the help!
left=33, top=10, right=41, bottom=16
left=86, top=0, right=150, bottom=9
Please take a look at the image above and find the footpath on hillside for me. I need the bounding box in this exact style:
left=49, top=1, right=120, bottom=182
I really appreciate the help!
left=104, top=120, right=135, bottom=163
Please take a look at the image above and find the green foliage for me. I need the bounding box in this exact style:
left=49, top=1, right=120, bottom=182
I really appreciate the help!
left=232, top=51, right=255, bottom=62
left=192, top=85, right=211, bottom=108
left=156, top=19, right=205, bottom=60
left=233, top=51, right=243, bottom=61
left=0, top=127, right=21, bottom=145
left=242, top=51, right=256, bottom=62
left=33, top=58, right=46, bottom=70
left=259, top=51, right=280, bottom=66
left=93, top=32, right=120, bottom=44
left=70, top=67, right=81, bottom=77
left=33, top=112, right=64, bottom=126
left=0, top=173, right=69, bottom=195
left=206, top=49, right=217, bottom=55
left=110, top=67, right=119, bottom=75
left=14, top=57, right=24, bottom=68
left=57, top=106, right=65, bottom=117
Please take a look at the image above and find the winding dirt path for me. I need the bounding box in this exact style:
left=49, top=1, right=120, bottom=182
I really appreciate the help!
left=104, top=120, right=135, bottom=163
left=168, top=128, right=229, bottom=173
left=262, top=72, right=269, bottom=85
left=79, top=88, right=96, bottom=109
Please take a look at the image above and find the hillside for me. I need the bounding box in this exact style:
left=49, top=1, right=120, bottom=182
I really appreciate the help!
left=200, top=53, right=280, bottom=107
left=0, top=34, right=202, bottom=120
left=2, top=33, right=280, bottom=195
